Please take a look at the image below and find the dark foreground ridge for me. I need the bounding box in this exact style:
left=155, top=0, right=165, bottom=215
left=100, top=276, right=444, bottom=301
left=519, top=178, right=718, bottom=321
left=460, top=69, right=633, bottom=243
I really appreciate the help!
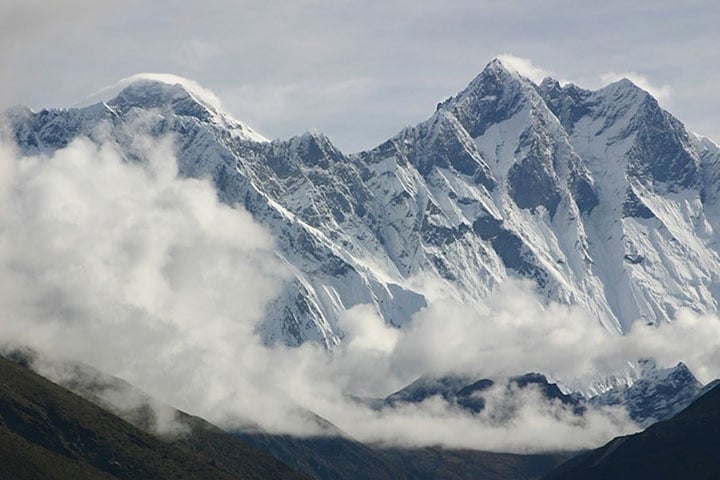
left=0, top=355, right=308, bottom=480
left=544, top=382, right=720, bottom=480
left=236, top=430, right=570, bottom=480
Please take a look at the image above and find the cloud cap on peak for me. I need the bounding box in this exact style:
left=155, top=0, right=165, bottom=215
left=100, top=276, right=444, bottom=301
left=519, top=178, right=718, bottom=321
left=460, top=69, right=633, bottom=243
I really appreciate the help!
left=599, top=72, right=672, bottom=104
left=78, top=73, right=269, bottom=142
left=493, top=54, right=555, bottom=85
left=81, top=73, right=225, bottom=112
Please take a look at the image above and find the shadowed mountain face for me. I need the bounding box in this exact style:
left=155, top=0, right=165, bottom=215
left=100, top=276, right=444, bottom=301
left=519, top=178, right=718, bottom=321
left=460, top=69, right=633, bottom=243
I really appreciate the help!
left=6, top=59, right=720, bottom=349
left=589, top=360, right=702, bottom=426
left=383, top=373, right=582, bottom=415
left=0, top=355, right=309, bottom=480
left=543, top=383, right=720, bottom=480
left=379, top=364, right=703, bottom=428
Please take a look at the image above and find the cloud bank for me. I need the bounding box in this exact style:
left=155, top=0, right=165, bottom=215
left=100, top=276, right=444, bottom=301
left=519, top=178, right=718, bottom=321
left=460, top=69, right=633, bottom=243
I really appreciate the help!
left=1, top=134, right=720, bottom=452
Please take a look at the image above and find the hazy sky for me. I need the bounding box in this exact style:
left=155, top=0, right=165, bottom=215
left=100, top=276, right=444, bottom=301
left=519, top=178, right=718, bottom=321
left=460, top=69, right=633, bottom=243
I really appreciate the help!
left=1, top=0, right=718, bottom=152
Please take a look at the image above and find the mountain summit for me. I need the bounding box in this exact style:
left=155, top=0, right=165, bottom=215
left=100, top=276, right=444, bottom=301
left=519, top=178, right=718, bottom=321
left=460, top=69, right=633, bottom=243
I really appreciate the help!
left=5, top=60, right=720, bottom=352
left=83, top=73, right=268, bottom=142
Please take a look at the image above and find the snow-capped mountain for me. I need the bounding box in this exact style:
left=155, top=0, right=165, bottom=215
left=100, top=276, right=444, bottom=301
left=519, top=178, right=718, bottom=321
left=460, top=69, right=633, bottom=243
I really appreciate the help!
left=376, top=362, right=700, bottom=428
left=589, top=359, right=702, bottom=426
left=382, top=373, right=583, bottom=416
left=5, top=60, right=720, bottom=350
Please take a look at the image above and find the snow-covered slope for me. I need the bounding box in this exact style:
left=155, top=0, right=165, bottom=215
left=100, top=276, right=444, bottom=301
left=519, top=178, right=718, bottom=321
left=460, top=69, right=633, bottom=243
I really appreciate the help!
left=589, top=360, right=702, bottom=426
left=5, top=60, right=720, bottom=351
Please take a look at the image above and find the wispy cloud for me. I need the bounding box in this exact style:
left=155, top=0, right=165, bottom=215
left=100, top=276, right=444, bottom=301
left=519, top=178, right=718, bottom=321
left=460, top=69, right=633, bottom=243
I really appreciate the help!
left=496, top=54, right=553, bottom=84
left=600, top=71, right=673, bottom=103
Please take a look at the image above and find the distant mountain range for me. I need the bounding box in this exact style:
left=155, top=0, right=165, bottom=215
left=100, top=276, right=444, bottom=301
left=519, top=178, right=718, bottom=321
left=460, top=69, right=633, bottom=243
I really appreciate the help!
left=374, top=360, right=702, bottom=427
left=6, top=58, right=720, bottom=351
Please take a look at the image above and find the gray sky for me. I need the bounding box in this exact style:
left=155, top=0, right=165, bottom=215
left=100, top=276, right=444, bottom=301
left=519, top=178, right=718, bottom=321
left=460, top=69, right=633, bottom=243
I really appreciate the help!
left=1, top=0, right=718, bottom=152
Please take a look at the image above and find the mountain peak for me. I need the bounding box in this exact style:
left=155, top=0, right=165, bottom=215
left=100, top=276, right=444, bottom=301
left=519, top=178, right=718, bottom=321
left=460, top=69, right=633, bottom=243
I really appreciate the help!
left=597, top=76, right=655, bottom=103
left=486, top=56, right=536, bottom=77
left=538, top=76, right=561, bottom=91
left=483, top=56, right=559, bottom=86
left=478, top=57, right=523, bottom=82
left=434, top=58, right=540, bottom=139
left=82, top=73, right=220, bottom=110
left=84, top=73, right=268, bottom=142
left=458, top=57, right=546, bottom=99
left=487, top=56, right=511, bottom=71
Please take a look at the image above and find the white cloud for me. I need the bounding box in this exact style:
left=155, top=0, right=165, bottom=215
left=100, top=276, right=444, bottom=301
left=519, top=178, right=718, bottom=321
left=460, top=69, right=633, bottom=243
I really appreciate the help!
left=600, top=71, right=673, bottom=103
left=323, top=383, right=635, bottom=452
left=338, top=304, right=400, bottom=354
left=496, top=54, right=553, bottom=84
left=357, top=278, right=720, bottom=389
left=2, top=134, right=720, bottom=453
left=0, top=132, right=295, bottom=429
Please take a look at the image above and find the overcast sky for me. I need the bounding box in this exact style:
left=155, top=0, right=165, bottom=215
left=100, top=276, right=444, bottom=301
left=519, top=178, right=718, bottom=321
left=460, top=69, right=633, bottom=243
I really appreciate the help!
left=1, top=0, right=718, bottom=152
